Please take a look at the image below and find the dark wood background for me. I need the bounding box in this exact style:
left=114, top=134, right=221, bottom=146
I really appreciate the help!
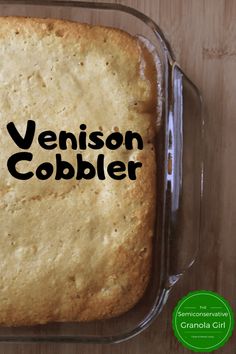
left=1, top=0, right=236, bottom=353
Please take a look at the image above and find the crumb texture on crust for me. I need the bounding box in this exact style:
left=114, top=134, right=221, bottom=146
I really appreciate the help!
left=0, top=17, right=158, bottom=325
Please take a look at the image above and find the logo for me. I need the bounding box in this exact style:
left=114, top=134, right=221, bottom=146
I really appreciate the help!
left=172, top=290, right=234, bottom=352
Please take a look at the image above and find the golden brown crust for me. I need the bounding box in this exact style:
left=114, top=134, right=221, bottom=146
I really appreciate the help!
left=0, top=17, right=158, bottom=326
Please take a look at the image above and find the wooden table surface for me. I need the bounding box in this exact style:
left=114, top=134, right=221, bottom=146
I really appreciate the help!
left=1, top=0, right=236, bottom=353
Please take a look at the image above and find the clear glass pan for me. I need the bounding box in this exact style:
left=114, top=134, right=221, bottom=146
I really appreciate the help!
left=0, top=0, right=203, bottom=343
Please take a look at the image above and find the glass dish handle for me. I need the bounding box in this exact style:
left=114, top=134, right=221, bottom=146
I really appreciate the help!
left=166, top=64, right=203, bottom=288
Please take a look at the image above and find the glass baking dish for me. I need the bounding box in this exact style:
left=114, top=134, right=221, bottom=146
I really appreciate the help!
left=0, top=0, right=203, bottom=343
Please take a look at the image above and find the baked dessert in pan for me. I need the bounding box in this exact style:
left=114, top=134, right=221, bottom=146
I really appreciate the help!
left=0, top=17, right=158, bottom=325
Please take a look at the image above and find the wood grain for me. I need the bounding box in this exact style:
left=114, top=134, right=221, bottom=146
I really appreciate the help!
left=0, top=0, right=236, bottom=353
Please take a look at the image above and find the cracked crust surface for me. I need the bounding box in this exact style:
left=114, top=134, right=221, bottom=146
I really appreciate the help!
left=0, top=17, right=158, bottom=325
